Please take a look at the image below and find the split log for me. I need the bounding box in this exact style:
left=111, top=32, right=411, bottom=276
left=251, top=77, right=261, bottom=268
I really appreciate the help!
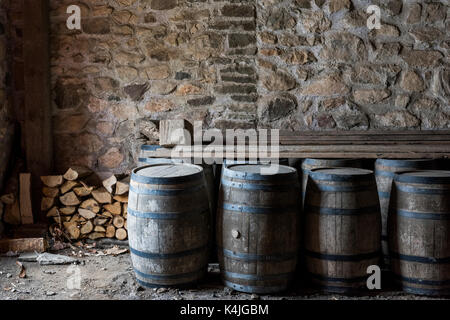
left=81, top=221, right=94, bottom=234
left=102, top=175, right=117, bottom=194
left=106, top=225, right=116, bottom=238
left=92, top=187, right=112, bottom=204
left=69, top=215, right=80, bottom=223
left=80, top=199, right=100, bottom=213
left=124, top=220, right=127, bottom=230
left=42, top=187, right=59, bottom=198
left=115, top=180, right=129, bottom=195
left=63, top=222, right=80, bottom=240
left=113, top=194, right=128, bottom=203
left=113, top=216, right=125, bottom=228
left=1, top=193, right=15, bottom=205
left=123, top=203, right=128, bottom=216
left=94, top=217, right=109, bottom=226
left=59, top=207, right=76, bottom=215
left=73, top=185, right=93, bottom=197
left=41, top=175, right=63, bottom=188
left=41, top=197, right=54, bottom=211
left=88, top=232, right=106, bottom=240
left=59, top=191, right=80, bottom=206
left=63, top=166, right=92, bottom=181
left=115, top=228, right=127, bottom=240
left=60, top=180, right=79, bottom=194
left=102, top=211, right=113, bottom=219
left=46, top=207, right=59, bottom=217
left=78, top=208, right=96, bottom=220
left=104, top=202, right=121, bottom=215
left=94, top=226, right=106, bottom=232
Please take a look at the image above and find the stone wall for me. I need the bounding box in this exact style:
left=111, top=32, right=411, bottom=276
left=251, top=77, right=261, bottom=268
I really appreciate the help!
left=49, top=0, right=449, bottom=174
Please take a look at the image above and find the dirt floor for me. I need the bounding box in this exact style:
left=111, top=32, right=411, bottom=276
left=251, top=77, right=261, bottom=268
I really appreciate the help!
left=0, top=242, right=448, bottom=301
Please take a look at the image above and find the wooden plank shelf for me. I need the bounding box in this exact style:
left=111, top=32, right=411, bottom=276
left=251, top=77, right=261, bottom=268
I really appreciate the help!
left=143, top=130, right=450, bottom=160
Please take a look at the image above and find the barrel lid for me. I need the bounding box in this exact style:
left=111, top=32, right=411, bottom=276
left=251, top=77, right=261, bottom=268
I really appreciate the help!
left=394, top=170, right=450, bottom=184
left=132, top=163, right=203, bottom=184
left=223, top=164, right=297, bottom=181
left=309, top=167, right=374, bottom=181
left=375, top=158, right=435, bottom=168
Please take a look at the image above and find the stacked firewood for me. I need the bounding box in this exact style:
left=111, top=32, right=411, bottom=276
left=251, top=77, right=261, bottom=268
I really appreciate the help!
left=41, top=167, right=129, bottom=241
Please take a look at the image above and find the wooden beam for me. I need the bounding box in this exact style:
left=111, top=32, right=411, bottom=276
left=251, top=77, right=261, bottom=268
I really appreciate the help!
left=19, top=173, right=33, bottom=225
left=23, top=0, right=52, bottom=221
left=0, top=238, right=47, bottom=253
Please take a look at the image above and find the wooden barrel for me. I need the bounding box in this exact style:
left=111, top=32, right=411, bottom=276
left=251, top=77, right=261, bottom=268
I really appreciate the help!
left=301, top=158, right=363, bottom=207
left=375, top=159, right=436, bottom=268
left=388, top=170, right=450, bottom=296
left=304, top=168, right=381, bottom=293
left=217, top=164, right=300, bottom=293
left=128, top=163, right=210, bottom=288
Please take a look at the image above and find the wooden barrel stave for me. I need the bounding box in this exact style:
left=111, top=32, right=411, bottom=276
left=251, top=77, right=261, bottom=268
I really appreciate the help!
left=217, top=164, right=300, bottom=294
left=389, top=170, right=450, bottom=296
left=128, top=164, right=210, bottom=288
left=375, top=159, right=436, bottom=267
left=304, top=168, right=381, bottom=293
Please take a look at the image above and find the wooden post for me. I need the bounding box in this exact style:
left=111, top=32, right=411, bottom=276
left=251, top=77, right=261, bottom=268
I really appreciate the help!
left=23, top=0, right=52, bottom=222
left=19, top=173, right=33, bottom=224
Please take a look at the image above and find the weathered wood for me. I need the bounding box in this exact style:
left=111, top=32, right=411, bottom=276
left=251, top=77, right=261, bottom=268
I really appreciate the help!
left=217, top=164, right=300, bottom=294
left=73, top=185, right=93, bottom=197
left=159, top=119, right=193, bottom=147
left=92, top=187, right=112, bottom=204
left=60, top=180, right=79, bottom=194
left=0, top=238, right=47, bottom=253
left=128, top=163, right=209, bottom=287
left=63, top=166, right=92, bottom=181
left=40, top=197, right=54, bottom=211
left=102, top=175, right=117, bottom=194
left=389, top=171, right=450, bottom=296
left=80, top=199, right=100, bottom=213
left=104, top=202, right=121, bottom=215
left=300, top=158, right=363, bottom=207
left=59, top=191, right=80, bottom=206
left=78, top=208, right=96, bottom=220
left=24, top=0, right=53, bottom=222
left=42, top=187, right=59, bottom=198
left=40, top=175, right=63, bottom=188
left=304, top=168, right=381, bottom=293
left=19, top=174, right=34, bottom=225
left=59, top=206, right=76, bottom=216
left=106, top=225, right=116, bottom=238
left=80, top=221, right=94, bottom=235
left=115, top=228, right=127, bottom=241
left=141, top=144, right=450, bottom=159
left=374, top=159, right=436, bottom=268
left=112, top=215, right=125, bottom=228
